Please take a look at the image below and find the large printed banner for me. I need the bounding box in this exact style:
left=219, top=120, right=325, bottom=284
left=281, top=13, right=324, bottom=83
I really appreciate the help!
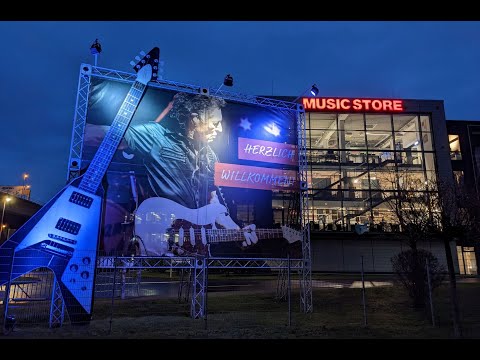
left=238, top=137, right=297, bottom=166
left=82, top=77, right=299, bottom=257
left=215, top=163, right=298, bottom=191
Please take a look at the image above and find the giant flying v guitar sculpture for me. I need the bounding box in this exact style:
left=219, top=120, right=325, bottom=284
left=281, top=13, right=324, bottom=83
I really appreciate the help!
left=0, top=47, right=160, bottom=324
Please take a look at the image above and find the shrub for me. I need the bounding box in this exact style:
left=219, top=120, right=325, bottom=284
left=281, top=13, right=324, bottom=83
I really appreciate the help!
left=391, top=249, right=446, bottom=308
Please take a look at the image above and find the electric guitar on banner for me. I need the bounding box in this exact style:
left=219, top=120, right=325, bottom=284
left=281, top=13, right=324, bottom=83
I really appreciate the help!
left=134, top=197, right=303, bottom=257
left=0, top=47, right=160, bottom=324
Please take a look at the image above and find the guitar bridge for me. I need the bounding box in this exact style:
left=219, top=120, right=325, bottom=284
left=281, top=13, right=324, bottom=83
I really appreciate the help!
left=39, top=240, right=74, bottom=259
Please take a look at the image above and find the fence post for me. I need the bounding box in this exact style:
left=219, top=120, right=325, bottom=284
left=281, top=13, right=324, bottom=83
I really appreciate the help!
left=2, top=249, right=14, bottom=335
left=204, top=256, right=208, bottom=331
left=361, top=255, right=368, bottom=327
left=120, top=268, right=126, bottom=300
left=109, top=256, right=118, bottom=335
left=426, top=257, right=435, bottom=326
left=287, top=254, right=291, bottom=326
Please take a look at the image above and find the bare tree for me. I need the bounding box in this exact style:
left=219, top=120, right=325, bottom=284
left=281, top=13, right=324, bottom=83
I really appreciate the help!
left=428, top=180, right=480, bottom=338
left=383, top=169, right=480, bottom=337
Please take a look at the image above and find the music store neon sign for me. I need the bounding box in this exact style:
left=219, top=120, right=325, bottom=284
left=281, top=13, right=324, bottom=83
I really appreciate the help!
left=302, top=97, right=404, bottom=112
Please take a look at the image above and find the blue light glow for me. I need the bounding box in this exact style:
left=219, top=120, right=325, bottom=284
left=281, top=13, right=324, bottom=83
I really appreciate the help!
left=264, top=123, right=281, bottom=137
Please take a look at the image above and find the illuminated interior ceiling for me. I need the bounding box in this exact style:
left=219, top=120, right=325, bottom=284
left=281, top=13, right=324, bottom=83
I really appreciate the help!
left=309, top=114, right=419, bottom=149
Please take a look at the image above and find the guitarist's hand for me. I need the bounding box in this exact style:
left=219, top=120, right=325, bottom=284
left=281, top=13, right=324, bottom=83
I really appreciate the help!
left=214, top=213, right=258, bottom=247
left=241, top=224, right=258, bottom=247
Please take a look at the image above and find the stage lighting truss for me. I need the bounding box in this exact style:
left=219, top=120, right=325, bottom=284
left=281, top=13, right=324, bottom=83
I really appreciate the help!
left=69, top=62, right=313, bottom=315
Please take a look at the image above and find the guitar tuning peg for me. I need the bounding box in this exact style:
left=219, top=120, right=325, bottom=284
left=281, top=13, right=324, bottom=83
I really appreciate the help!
left=189, top=227, right=195, bottom=246
left=135, top=56, right=141, bottom=61
left=201, top=227, right=207, bottom=245
left=139, top=50, right=146, bottom=56
left=129, top=60, right=136, bottom=66
left=179, top=227, right=184, bottom=246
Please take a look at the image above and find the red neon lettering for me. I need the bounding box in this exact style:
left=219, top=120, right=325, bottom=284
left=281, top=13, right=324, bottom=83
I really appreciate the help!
left=393, top=100, right=403, bottom=111
left=326, top=98, right=336, bottom=110
left=371, top=100, right=382, bottom=111
left=340, top=99, right=350, bottom=110
left=361, top=99, right=372, bottom=110
left=317, top=98, right=327, bottom=109
left=302, top=98, right=316, bottom=109
left=383, top=100, right=393, bottom=111
left=303, top=97, right=404, bottom=112
left=352, top=99, right=362, bottom=110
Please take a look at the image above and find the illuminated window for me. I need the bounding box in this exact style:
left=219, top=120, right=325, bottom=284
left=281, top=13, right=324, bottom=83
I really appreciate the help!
left=453, top=171, right=464, bottom=187
left=236, top=202, right=254, bottom=224
left=449, top=135, right=462, bottom=160
left=457, top=246, right=477, bottom=275
left=303, top=111, right=438, bottom=232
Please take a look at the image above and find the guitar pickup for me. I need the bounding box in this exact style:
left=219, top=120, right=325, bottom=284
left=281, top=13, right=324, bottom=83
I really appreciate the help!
left=55, top=218, right=81, bottom=235
left=69, top=191, right=93, bottom=208
left=39, top=240, right=74, bottom=259
left=48, top=233, right=77, bottom=245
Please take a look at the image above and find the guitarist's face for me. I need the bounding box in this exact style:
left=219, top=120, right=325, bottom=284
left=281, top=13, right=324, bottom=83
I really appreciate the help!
left=193, top=106, right=223, bottom=143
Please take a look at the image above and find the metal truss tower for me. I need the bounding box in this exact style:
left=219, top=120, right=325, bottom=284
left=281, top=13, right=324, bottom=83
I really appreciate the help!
left=49, top=276, right=65, bottom=328
left=297, top=107, right=313, bottom=313
left=191, top=257, right=207, bottom=319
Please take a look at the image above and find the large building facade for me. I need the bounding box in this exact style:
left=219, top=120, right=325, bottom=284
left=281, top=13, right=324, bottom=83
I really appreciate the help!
left=273, top=97, right=458, bottom=273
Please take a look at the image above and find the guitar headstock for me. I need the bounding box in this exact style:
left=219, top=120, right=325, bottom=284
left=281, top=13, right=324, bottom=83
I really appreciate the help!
left=281, top=226, right=303, bottom=244
left=129, top=47, right=160, bottom=85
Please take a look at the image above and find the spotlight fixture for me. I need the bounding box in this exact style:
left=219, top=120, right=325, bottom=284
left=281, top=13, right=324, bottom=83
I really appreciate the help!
left=90, top=39, right=102, bottom=55
left=223, top=74, right=233, bottom=87
left=214, top=74, right=234, bottom=95
left=293, top=83, right=320, bottom=103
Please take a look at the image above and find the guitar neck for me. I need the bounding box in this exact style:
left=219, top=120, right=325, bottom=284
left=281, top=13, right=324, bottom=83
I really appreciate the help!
left=79, top=81, right=147, bottom=194
left=177, top=228, right=284, bottom=244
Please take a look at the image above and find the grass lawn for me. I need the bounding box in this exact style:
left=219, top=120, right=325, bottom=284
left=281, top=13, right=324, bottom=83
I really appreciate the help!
left=3, top=279, right=479, bottom=339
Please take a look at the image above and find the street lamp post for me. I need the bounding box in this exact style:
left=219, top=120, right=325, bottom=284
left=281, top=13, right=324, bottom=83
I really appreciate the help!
left=23, top=173, right=29, bottom=200
left=1, top=196, right=11, bottom=242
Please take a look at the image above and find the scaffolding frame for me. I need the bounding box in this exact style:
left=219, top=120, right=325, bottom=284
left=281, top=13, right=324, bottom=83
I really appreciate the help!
left=297, top=107, right=313, bottom=313
left=49, top=276, right=65, bottom=328
left=66, top=62, right=312, bottom=320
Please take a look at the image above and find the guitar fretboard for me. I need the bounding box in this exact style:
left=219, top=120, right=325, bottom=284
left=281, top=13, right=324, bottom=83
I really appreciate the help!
left=173, top=228, right=285, bottom=243
left=79, top=81, right=147, bottom=194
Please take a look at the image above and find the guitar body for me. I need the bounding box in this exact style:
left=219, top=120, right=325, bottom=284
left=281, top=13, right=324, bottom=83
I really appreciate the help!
left=134, top=197, right=303, bottom=257
left=134, top=197, right=228, bottom=256
left=0, top=47, right=160, bottom=325
left=0, top=175, right=103, bottom=324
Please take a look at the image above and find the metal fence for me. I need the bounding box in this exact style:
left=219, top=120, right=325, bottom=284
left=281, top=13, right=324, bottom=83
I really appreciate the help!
left=1, top=251, right=480, bottom=338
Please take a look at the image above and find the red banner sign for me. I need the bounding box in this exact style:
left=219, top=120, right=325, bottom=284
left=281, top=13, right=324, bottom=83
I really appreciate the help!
left=302, top=97, right=404, bottom=112
left=238, top=137, right=298, bottom=166
left=214, top=163, right=298, bottom=191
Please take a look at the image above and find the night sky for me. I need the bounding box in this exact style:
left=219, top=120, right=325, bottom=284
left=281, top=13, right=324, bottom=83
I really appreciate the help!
left=1, top=21, right=479, bottom=205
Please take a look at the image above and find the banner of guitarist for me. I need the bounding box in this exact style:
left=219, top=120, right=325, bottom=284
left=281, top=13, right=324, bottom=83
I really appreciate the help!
left=83, top=78, right=302, bottom=258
